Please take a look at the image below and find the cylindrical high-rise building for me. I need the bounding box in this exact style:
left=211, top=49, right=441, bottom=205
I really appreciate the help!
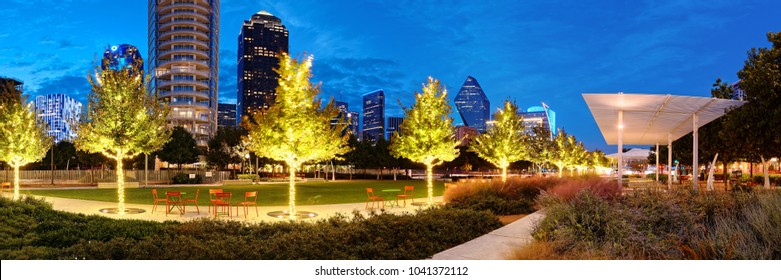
left=148, top=0, right=219, bottom=146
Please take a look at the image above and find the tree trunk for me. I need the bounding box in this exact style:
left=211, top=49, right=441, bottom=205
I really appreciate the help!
left=761, top=156, right=770, bottom=189
left=721, top=159, right=729, bottom=190
left=116, top=155, right=126, bottom=214
left=288, top=166, right=297, bottom=220
left=12, top=164, right=20, bottom=201
left=501, top=166, right=508, bottom=183
left=426, top=164, right=434, bottom=206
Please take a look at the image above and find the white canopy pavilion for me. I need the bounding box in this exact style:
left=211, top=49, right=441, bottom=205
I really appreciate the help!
left=582, top=93, right=745, bottom=190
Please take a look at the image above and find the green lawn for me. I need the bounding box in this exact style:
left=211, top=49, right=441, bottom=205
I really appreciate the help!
left=24, top=180, right=446, bottom=206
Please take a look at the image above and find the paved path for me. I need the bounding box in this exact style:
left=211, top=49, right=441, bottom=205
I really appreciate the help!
left=431, top=210, right=545, bottom=260
left=28, top=194, right=444, bottom=223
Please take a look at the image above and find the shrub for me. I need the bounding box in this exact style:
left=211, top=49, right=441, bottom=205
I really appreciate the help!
left=527, top=188, right=781, bottom=259
left=0, top=197, right=502, bottom=260
left=546, top=176, right=621, bottom=202
left=171, top=173, right=203, bottom=184
left=236, top=174, right=259, bottom=181
left=645, top=173, right=668, bottom=183
left=444, top=177, right=562, bottom=215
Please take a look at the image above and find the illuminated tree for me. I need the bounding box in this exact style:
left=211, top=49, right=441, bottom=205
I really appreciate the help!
left=546, top=129, right=583, bottom=177
left=470, top=100, right=528, bottom=182
left=0, top=80, right=51, bottom=200
left=75, top=60, right=170, bottom=213
left=390, top=77, right=459, bottom=205
left=527, top=124, right=554, bottom=174
left=245, top=53, right=350, bottom=219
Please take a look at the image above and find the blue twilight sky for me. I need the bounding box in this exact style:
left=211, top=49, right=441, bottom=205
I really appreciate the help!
left=1, top=0, right=779, bottom=152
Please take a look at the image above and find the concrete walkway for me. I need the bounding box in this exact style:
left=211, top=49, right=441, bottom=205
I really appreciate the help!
left=29, top=194, right=445, bottom=223
left=431, top=210, right=545, bottom=260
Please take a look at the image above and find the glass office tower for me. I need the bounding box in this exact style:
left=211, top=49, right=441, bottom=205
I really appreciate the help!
left=237, top=10, right=289, bottom=122
left=454, top=76, right=490, bottom=133
left=362, top=90, right=385, bottom=143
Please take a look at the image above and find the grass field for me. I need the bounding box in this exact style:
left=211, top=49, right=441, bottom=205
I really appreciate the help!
left=23, top=180, right=446, bottom=206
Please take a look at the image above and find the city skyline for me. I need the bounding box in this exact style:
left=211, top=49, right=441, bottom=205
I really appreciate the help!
left=1, top=0, right=780, bottom=151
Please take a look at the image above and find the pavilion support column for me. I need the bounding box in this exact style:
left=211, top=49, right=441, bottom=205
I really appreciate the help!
left=668, top=133, right=672, bottom=190
left=655, top=143, right=659, bottom=183
left=617, top=110, right=623, bottom=188
left=693, top=113, right=699, bottom=191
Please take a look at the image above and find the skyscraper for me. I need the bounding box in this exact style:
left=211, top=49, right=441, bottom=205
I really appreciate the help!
left=362, top=90, right=385, bottom=143
left=386, top=117, right=404, bottom=139
left=520, top=104, right=556, bottom=138
left=237, top=10, right=289, bottom=122
left=103, top=44, right=143, bottom=74
left=330, top=101, right=358, bottom=137
left=34, top=93, right=82, bottom=143
left=217, top=103, right=237, bottom=128
left=148, top=0, right=220, bottom=146
left=454, top=76, right=490, bottom=133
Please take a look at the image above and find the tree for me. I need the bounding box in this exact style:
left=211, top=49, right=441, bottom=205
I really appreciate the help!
left=75, top=59, right=170, bottom=213
left=546, top=129, right=582, bottom=177
left=245, top=54, right=350, bottom=219
left=390, top=77, right=459, bottom=205
left=527, top=124, right=554, bottom=174
left=470, top=100, right=528, bottom=182
left=726, top=31, right=781, bottom=188
left=206, top=126, right=244, bottom=171
left=0, top=80, right=51, bottom=200
left=158, top=126, right=199, bottom=169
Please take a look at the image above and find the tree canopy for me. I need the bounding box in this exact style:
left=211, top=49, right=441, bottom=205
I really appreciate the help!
left=158, top=126, right=199, bottom=169
left=470, top=100, right=528, bottom=182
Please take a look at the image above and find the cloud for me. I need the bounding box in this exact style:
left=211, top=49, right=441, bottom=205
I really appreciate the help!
left=217, top=49, right=238, bottom=104
left=28, top=75, right=92, bottom=105
left=312, top=57, right=409, bottom=115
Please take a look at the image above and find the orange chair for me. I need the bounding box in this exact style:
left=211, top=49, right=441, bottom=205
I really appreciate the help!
left=165, top=191, right=184, bottom=216
left=396, top=186, right=415, bottom=207
left=365, top=188, right=384, bottom=210
left=213, top=192, right=232, bottom=218
left=208, top=188, right=223, bottom=213
left=151, top=189, right=168, bottom=213
left=236, top=191, right=258, bottom=218
left=184, top=189, right=200, bottom=214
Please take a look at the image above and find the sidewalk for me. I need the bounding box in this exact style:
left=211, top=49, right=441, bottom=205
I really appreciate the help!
left=31, top=195, right=444, bottom=223
left=431, top=210, right=545, bottom=260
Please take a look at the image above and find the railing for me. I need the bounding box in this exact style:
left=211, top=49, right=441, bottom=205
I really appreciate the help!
left=0, top=170, right=230, bottom=185
left=158, top=79, right=209, bottom=88
left=155, top=68, right=210, bottom=78
left=159, top=20, right=209, bottom=31
left=157, top=48, right=209, bottom=58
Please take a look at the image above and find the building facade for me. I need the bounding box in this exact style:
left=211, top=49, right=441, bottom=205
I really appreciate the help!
left=330, top=101, right=359, bottom=137
left=148, top=0, right=220, bottom=146
left=386, top=117, right=404, bottom=139
left=730, top=80, right=746, bottom=101
left=34, top=93, right=82, bottom=143
left=520, top=104, right=556, bottom=137
left=362, top=90, right=385, bottom=143
left=237, top=10, right=289, bottom=123
left=454, top=76, right=490, bottom=133
left=217, top=103, right=237, bottom=128
left=103, top=44, right=144, bottom=74
left=454, top=125, right=479, bottom=147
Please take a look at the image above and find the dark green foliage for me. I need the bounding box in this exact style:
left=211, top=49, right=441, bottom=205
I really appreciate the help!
left=0, top=197, right=501, bottom=259
left=157, top=126, right=199, bottom=169
left=170, top=173, right=203, bottom=184
left=205, top=126, right=245, bottom=170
